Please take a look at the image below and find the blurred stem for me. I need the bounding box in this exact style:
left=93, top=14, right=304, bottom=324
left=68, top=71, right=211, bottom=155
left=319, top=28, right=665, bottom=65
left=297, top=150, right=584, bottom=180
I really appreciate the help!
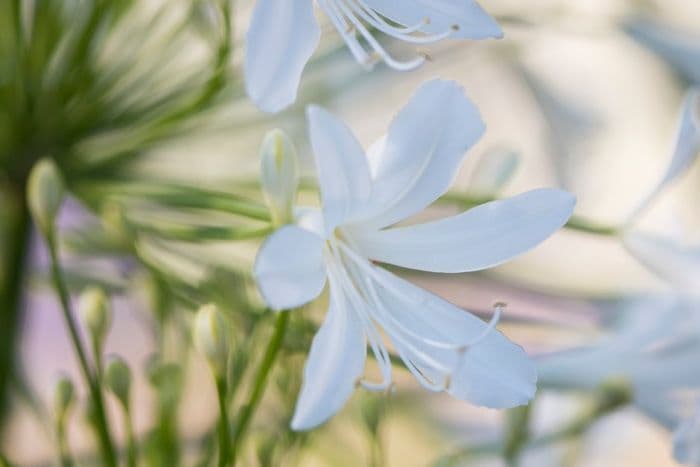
left=0, top=181, right=30, bottom=429
left=231, top=311, right=290, bottom=465
left=439, top=192, right=620, bottom=236
left=503, top=403, right=533, bottom=467
left=216, top=377, right=231, bottom=467
left=56, top=417, right=74, bottom=467
left=122, top=406, right=137, bottom=467
left=46, top=232, right=117, bottom=467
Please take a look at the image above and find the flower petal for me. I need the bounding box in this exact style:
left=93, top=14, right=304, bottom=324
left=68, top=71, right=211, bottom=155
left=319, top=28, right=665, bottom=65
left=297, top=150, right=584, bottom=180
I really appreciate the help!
left=371, top=268, right=536, bottom=408
left=623, top=231, right=700, bottom=290
left=245, top=0, right=320, bottom=113
left=352, top=189, right=576, bottom=273
left=364, top=0, right=502, bottom=39
left=359, top=79, right=485, bottom=228
left=253, top=225, right=326, bottom=310
left=291, top=288, right=366, bottom=430
left=307, top=105, right=372, bottom=233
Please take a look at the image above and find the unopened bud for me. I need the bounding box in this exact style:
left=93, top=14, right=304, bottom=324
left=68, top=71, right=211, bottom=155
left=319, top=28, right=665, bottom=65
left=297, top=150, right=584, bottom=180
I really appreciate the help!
left=53, top=376, right=75, bottom=420
left=79, top=287, right=112, bottom=350
left=193, top=304, right=229, bottom=377
left=105, top=356, right=132, bottom=408
left=27, top=158, right=65, bottom=237
left=259, top=130, right=299, bottom=226
left=469, top=149, right=520, bottom=196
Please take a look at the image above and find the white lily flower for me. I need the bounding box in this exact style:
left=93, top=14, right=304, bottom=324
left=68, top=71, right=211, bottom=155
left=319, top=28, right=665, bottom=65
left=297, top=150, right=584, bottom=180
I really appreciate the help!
left=538, top=296, right=700, bottom=432
left=245, top=0, right=502, bottom=113
left=253, top=79, right=576, bottom=430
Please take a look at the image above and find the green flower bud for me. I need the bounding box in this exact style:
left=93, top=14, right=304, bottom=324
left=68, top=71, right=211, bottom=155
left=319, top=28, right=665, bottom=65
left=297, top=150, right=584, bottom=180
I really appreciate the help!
left=53, top=376, right=75, bottom=420
left=193, top=304, right=229, bottom=377
left=259, top=129, right=299, bottom=226
left=469, top=149, right=520, bottom=196
left=27, top=158, right=65, bottom=237
left=78, top=287, right=112, bottom=349
left=105, top=356, right=132, bottom=409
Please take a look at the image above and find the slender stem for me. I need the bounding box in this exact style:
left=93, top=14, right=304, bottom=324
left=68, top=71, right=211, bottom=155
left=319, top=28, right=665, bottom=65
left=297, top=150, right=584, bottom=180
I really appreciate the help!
left=216, top=378, right=231, bottom=467
left=46, top=233, right=117, bottom=467
left=56, top=419, right=74, bottom=467
left=0, top=182, right=30, bottom=429
left=230, top=311, right=289, bottom=464
left=123, top=406, right=137, bottom=467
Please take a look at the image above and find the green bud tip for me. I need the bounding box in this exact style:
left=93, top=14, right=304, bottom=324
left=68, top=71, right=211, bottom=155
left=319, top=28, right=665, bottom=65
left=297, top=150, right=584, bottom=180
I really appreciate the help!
left=53, top=376, right=75, bottom=418
left=78, top=286, right=112, bottom=346
left=193, top=304, right=230, bottom=376
left=259, top=129, right=299, bottom=227
left=27, top=158, right=65, bottom=237
left=105, top=356, right=132, bottom=408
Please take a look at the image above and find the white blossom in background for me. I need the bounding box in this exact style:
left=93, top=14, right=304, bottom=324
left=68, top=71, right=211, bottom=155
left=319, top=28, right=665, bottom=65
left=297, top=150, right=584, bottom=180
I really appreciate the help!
left=674, top=405, right=700, bottom=466
left=245, top=0, right=502, bottom=112
left=253, top=79, right=576, bottom=430
left=537, top=296, right=700, bottom=432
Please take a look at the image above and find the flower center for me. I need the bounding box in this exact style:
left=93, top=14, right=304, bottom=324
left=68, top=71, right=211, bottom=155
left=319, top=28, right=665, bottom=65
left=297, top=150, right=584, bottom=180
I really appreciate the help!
left=317, top=0, right=458, bottom=70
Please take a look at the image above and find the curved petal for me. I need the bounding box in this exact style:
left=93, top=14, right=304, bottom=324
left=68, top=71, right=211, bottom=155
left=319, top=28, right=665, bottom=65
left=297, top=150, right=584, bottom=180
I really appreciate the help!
left=358, top=79, right=485, bottom=228
left=291, top=288, right=366, bottom=430
left=623, top=231, right=700, bottom=290
left=307, top=106, right=372, bottom=233
left=351, top=189, right=576, bottom=273
left=365, top=0, right=502, bottom=39
left=253, top=225, right=326, bottom=310
left=371, top=268, right=536, bottom=408
left=245, top=0, right=320, bottom=113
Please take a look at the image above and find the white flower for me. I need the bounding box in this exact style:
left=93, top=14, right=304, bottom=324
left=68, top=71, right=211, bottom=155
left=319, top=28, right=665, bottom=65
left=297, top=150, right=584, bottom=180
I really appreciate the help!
left=253, top=79, right=576, bottom=430
left=674, top=405, right=700, bottom=466
left=245, top=0, right=502, bottom=113
left=537, top=296, right=700, bottom=431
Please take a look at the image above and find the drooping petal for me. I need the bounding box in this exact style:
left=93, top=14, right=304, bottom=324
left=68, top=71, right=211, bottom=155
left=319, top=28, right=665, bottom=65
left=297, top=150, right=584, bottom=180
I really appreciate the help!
left=628, top=89, right=700, bottom=221
left=351, top=189, right=576, bottom=273
left=291, top=287, right=367, bottom=430
left=623, top=231, right=700, bottom=290
left=253, top=225, right=326, bottom=310
left=364, top=0, right=502, bottom=39
left=358, top=79, right=485, bottom=228
left=245, top=0, right=320, bottom=113
left=307, top=105, right=373, bottom=233
left=371, top=268, right=536, bottom=408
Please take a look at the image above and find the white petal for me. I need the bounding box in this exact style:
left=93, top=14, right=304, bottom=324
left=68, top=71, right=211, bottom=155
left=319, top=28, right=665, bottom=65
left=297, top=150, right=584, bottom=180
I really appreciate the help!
left=365, top=0, right=502, bottom=39
left=674, top=410, right=700, bottom=465
left=291, top=289, right=366, bottom=430
left=352, top=189, right=576, bottom=273
left=359, top=79, right=485, bottom=228
left=245, top=0, right=320, bottom=113
left=307, top=106, right=372, bottom=233
left=372, top=268, right=536, bottom=407
left=623, top=231, right=700, bottom=290
left=253, top=225, right=326, bottom=310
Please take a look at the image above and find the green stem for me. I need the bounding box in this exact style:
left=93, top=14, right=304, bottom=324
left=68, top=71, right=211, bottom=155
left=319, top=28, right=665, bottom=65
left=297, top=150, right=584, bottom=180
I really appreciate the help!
left=123, top=406, right=137, bottom=467
left=230, top=311, right=289, bottom=464
left=0, top=182, right=30, bottom=430
left=56, top=419, right=74, bottom=467
left=46, top=233, right=117, bottom=467
left=216, top=378, right=231, bottom=467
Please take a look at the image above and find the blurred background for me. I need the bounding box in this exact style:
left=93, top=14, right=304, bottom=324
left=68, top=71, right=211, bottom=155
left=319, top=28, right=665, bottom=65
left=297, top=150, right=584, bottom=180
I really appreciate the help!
left=1, top=0, right=700, bottom=465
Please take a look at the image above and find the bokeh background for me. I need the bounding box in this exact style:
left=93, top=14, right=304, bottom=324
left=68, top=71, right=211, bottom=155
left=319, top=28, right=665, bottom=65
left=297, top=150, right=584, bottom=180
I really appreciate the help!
left=2, top=0, right=700, bottom=465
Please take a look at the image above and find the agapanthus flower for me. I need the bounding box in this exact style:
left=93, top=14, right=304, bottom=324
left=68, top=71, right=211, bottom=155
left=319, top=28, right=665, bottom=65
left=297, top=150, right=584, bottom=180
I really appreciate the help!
left=253, top=79, right=576, bottom=430
left=245, top=0, right=502, bottom=113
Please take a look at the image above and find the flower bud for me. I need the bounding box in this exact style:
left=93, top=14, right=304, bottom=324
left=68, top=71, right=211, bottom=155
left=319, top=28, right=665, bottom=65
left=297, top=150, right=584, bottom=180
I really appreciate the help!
left=53, top=376, right=75, bottom=420
left=27, top=158, right=65, bottom=237
left=105, top=356, right=132, bottom=409
left=193, top=304, right=229, bottom=377
left=468, top=149, right=520, bottom=196
left=78, top=287, right=112, bottom=350
left=259, top=129, right=299, bottom=226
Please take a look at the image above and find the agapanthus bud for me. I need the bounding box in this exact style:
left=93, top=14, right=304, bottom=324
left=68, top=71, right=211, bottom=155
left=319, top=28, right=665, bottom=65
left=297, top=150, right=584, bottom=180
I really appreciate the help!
left=193, top=304, right=230, bottom=377
left=27, top=158, right=65, bottom=237
left=78, top=287, right=112, bottom=349
left=105, top=356, right=132, bottom=409
left=53, top=376, right=75, bottom=420
left=468, top=149, right=520, bottom=196
left=259, top=129, right=299, bottom=226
